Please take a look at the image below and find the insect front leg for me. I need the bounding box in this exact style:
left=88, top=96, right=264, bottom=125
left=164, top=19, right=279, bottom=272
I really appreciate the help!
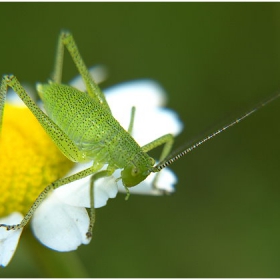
left=141, top=134, right=174, bottom=192
left=142, top=133, right=174, bottom=163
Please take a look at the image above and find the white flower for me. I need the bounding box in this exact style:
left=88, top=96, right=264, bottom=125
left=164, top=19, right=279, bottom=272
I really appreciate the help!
left=0, top=67, right=183, bottom=266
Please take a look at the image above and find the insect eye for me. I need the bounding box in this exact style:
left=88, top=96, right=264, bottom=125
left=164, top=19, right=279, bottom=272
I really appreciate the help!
left=131, top=167, right=139, bottom=176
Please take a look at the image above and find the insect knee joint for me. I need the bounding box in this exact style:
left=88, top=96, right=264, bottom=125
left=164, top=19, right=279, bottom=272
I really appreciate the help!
left=61, top=30, right=72, bottom=41
left=4, top=74, right=15, bottom=83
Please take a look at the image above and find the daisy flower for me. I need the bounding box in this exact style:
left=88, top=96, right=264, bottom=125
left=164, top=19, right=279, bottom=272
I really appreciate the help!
left=0, top=66, right=183, bottom=267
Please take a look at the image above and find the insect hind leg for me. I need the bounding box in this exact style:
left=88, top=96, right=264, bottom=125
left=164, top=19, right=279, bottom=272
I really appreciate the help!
left=52, top=31, right=111, bottom=112
left=0, top=165, right=100, bottom=231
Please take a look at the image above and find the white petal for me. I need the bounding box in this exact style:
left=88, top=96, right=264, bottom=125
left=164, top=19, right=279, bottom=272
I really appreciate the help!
left=104, top=79, right=167, bottom=109
left=54, top=172, right=118, bottom=208
left=116, top=167, right=177, bottom=196
left=153, top=167, right=177, bottom=193
left=0, top=212, right=24, bottom=267
left=66, top=161, right=93, bottom=176
left=104, top=80, right=167, bottom=131
left=69, top=65, right=107, bottom=91
left=131, top=107, right=183, bottom=146
left=31, top=193, right=90, bottom=252
left=103, top=80, right=183, bottom=146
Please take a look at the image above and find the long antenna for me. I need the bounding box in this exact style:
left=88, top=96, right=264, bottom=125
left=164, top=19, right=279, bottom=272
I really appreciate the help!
left=152, top=91, right=280, bottom=173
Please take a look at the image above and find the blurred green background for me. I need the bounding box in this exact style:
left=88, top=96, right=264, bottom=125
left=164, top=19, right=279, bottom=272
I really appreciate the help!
left=1, top=2, right=280, bottom=277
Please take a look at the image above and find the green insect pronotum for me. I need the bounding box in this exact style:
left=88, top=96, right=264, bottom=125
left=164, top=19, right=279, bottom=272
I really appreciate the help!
left=0, top=31, right=279, bottom=238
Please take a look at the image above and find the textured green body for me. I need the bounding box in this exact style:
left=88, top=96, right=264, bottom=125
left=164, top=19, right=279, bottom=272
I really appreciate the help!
left=38, top=83, right=152, bottom=172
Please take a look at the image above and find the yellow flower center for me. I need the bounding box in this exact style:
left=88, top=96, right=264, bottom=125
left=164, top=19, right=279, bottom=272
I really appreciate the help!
left=0, top=103, right=74, bottom=216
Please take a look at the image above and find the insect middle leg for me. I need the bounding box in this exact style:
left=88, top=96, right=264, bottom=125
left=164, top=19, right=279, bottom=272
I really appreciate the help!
left=87, top=169, right=114, bottom=238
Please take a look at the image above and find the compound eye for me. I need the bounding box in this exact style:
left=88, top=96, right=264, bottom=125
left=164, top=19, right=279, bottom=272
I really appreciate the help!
left=131, top=167, right=139, bottom=176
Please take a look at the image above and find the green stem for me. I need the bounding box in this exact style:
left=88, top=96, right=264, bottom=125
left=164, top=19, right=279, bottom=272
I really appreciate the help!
left=24, top=228, right=90, bottom=277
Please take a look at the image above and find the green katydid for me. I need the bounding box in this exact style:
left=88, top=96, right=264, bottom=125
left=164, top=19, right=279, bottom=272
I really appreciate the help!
left=0, top=31, right=279, bottom=240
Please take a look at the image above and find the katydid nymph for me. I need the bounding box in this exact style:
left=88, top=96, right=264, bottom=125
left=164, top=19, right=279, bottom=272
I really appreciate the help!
left=0, top=31, right=279, bottom=241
